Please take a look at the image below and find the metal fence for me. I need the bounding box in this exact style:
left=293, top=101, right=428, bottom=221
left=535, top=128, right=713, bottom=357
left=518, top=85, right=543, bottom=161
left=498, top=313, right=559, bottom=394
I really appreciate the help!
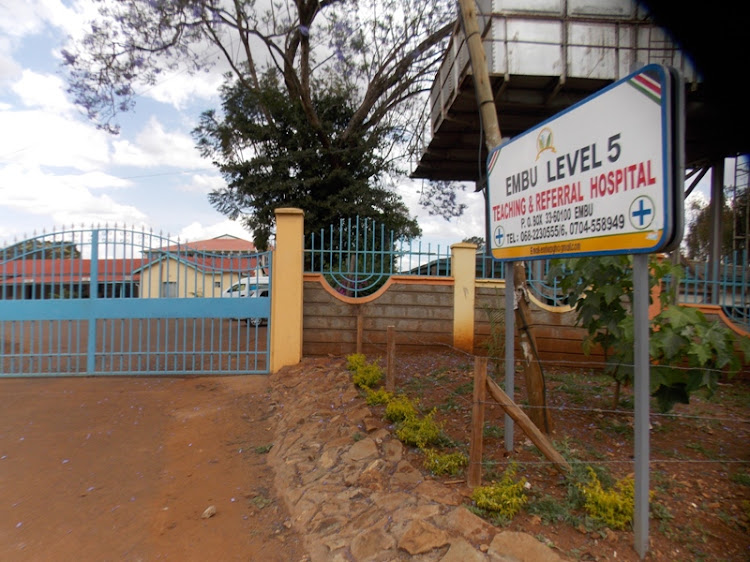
left=305, top=216, right=452, bottom=297
left=677, top=251, right=750, bottom=329
left=1, top=227, right=272, bottom=376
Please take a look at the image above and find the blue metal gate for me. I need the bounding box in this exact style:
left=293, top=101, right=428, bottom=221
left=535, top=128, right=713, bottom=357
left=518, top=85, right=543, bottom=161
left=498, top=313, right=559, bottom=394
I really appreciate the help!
left=0, top=228, right=271, bottom=376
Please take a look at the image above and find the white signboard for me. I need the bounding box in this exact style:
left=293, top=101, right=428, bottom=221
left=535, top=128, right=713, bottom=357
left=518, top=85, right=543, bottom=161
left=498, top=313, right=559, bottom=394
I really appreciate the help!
left=488, top=64, right=676, bottom=260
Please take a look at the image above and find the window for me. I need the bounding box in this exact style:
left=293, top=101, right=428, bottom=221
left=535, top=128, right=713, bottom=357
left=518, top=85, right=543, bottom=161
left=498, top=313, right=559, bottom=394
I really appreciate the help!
left=160, top=282, right=177, bottom=298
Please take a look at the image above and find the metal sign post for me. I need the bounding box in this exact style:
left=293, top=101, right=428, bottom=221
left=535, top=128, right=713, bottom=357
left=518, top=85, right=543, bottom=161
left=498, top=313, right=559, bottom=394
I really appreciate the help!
left=504, top=262, right=515, bottom=451
left=486, top=64, right=684, bottom=559
left=632, top=254, right=650, bottom=557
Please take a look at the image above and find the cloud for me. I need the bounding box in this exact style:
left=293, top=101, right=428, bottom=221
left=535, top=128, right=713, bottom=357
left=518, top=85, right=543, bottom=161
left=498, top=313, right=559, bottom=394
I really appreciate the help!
left=176, top=173, right=225, bottom=194
left=1, top=70, right=109, bottom=173
left=0, top=37, right=21, bottom=82
left=51, top=0, right=100, bottom=39
left=684, top=189, right=708, bottom=227
left=139, top=68, right=224, bottom=110
left=397, top=180, right=486, bottom=247
left=0, top=108, right=112, bottom=170
left=178, top=219, right=254, bottom=243
left=0, top=1, right=47, bottom=38
left=0, top=163, right=147, bottom=227
left=111, top=116, right=213, bottom=170
left=11, top=69, right=74, bottom=114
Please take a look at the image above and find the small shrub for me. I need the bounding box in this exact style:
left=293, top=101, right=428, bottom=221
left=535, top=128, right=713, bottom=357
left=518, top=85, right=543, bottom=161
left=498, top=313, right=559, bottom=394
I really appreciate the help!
left=365, top=387, right=392, bottom=406
left=346, top=353, right=368, bottom=372
left=579, top=467, right=641, bottom=530
left=564, top=452, right=614, bottom=509
left=471, top=463, right=528, bottom=521
left=730, top=471, right=750, bottom=487
left=352, top=363, right=383, bottom=389
left=396, top=409, right=442, bottom=448
left=423, top=448, right=468, bottom=476
left=526, top=495, right=576, bottom=525
left=385, top=394, right=419, bottom=422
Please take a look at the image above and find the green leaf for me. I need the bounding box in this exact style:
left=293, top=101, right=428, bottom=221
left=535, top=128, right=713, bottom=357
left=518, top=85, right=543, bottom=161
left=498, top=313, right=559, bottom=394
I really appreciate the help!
left=602, top=284, right=623, bottom=305
left=652, top=383, right=690, bottom=413
left=654, top=330, right=688, bottom=361
left=687, top=340, right=711, bottom=365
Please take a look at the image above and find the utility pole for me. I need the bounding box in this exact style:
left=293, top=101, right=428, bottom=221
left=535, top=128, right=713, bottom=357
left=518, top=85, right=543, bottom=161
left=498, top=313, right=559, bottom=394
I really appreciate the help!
left=457, top=0, right=502, bottom=151
left=457, top=0, right=552, bottom=443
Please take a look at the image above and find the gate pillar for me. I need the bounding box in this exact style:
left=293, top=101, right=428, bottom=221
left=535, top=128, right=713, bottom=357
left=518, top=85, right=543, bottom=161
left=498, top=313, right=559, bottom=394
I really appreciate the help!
left=452, top=242, right=477, bottom=352
left=270, top=208, right=305, bottom=372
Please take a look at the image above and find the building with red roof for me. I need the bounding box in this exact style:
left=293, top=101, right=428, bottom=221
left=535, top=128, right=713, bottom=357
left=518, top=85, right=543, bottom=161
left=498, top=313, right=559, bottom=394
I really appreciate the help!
left=0, top=234, right=265, bottom=300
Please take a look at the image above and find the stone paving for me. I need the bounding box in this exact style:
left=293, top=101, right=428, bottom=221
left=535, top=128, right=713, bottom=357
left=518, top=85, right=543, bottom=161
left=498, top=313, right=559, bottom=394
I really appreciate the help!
left=267, top=357, right=566, bottom=562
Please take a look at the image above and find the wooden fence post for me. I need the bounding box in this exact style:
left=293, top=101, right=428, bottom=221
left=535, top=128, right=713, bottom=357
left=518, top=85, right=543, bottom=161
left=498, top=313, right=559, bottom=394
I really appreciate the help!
left=486, top=376, right=571, bottom=474
left=468, top=356, right=487, bottom=487
left=513, top=262, right=553, bottom=434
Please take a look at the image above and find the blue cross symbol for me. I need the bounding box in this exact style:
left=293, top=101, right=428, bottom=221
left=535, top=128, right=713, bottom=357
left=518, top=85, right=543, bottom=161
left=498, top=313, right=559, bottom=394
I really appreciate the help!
left=630, top=196, right=654, bottom=229
left=494, top=226, right=505, bottom=247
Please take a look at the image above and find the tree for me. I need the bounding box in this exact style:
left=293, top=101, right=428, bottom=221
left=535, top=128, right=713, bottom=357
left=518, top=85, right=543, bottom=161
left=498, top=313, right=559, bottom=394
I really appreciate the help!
left=684, top=181, right=749, bottom=260
left=194, top=67, right=420, bottom=249
left=462, top=235, right=484, bottom=251
left=549, top=256, right=750, bottom=412
left=548, top=256, right=645, bottom=408
left=2, top=240, right=81, bottom=260
left=62, top=0, right=455, bottom=248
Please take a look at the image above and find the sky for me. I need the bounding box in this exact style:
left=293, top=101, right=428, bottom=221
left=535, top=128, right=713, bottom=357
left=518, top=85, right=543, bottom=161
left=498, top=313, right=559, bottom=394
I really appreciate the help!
left=0, top=0, right=722, bottom=254
left=0, top=0, right=487, bottom=252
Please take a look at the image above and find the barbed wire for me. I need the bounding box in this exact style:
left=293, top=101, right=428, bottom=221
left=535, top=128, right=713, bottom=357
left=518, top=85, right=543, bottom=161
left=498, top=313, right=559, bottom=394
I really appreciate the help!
left=355, top=329, right=750, bottom=426
left=473, top=458, right=750, bottom=467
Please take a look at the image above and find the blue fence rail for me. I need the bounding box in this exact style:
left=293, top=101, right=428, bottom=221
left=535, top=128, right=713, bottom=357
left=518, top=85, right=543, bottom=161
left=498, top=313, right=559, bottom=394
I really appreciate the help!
left=1, top=227, right=272, bottom=376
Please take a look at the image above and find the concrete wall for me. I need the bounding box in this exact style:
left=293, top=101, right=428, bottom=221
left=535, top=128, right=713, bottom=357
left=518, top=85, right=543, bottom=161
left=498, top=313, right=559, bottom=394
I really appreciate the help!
left=271, top=212, right=602, bottom=370
left=474, top=281, right=597, bottom=364
left=302, top=273, right=600, bottom=366
left=303, top=275, right=455, bottom=356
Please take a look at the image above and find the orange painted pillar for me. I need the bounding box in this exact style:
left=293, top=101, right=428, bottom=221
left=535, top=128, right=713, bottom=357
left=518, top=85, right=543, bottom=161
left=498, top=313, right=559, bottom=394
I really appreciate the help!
left=270, top=208, right=304, bottom=373
left=452, top=242, right=477, bottom=352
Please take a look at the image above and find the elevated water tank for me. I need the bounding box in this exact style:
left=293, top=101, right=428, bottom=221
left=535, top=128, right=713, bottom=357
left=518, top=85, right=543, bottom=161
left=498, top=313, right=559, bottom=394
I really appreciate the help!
left=411, top=0, right=709, bottom=183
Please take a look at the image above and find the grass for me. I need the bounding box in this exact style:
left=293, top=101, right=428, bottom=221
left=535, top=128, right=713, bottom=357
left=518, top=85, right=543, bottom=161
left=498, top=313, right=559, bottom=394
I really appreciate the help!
left=452, top=381, right=473, bottom=395
left=436, top=395, right=460, bottom=413
left=526, top=494, right=576, bottom=525
left=483, top=424, right=503, bottom=439
left=250, top=494, right=274, bottom=509
left=599, top=417, right=632, bottom=437
left=685, top=441, right=718, bottom=459
left=729, top=471, right=750, bottom=486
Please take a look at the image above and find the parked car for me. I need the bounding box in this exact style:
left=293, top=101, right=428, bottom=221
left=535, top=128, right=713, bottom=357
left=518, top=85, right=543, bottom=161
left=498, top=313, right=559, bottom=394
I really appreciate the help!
left=222, top=275, right=269, bottom=326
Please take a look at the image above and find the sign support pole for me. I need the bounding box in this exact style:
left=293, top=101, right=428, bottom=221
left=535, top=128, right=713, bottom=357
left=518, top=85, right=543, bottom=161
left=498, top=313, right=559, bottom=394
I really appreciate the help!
left=633, top=253, right=650, bottom=558
left=504, top=262, right=515, bottom=451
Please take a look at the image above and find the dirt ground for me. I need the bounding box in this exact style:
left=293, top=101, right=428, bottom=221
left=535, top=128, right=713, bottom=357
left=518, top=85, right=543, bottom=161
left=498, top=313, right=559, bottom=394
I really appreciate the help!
left=0, top=375, right=306, bottom=561
left=2, top=353, right=748, bottom=562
